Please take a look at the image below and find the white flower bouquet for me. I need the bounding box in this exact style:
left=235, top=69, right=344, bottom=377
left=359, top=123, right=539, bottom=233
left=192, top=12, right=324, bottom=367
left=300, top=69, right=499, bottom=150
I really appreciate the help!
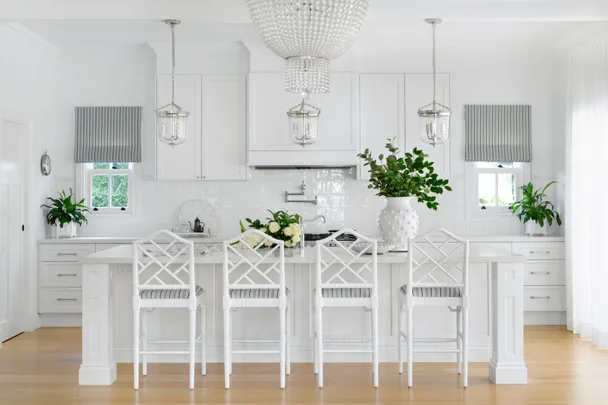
left=239, top=210, right=302, bottom=248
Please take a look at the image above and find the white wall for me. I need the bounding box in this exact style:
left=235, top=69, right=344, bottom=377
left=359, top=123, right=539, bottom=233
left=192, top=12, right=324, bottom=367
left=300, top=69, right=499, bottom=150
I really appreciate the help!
left=48, top=37, right=566, bottom=238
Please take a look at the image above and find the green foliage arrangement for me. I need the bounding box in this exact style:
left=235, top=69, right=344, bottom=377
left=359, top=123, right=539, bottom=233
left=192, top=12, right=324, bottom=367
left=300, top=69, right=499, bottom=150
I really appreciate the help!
left=239, top=209, right=302, bottom=247
left=357, top=138, right=452, bottom=210
left=41, top=188, right=90, bottom=227
left=509, top=181, right=562, bottom=227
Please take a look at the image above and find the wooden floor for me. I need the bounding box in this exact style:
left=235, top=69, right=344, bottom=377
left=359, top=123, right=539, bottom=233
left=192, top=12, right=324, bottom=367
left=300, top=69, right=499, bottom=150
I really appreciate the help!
left=1, top=327, right=607, bottom=404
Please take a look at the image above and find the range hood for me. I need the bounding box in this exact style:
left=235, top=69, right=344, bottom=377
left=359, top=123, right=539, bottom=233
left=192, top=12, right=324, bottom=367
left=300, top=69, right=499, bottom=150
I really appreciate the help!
left=247, top=149, right=359, bottom=170
left=251, top=164, right=356, bottom=170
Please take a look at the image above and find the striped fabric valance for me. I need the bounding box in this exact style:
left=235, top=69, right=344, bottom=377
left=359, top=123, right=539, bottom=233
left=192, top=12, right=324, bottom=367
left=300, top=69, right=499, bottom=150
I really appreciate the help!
left=74, top=106, right=142, bottom=163
left=464, top=105, right=532, bottom=163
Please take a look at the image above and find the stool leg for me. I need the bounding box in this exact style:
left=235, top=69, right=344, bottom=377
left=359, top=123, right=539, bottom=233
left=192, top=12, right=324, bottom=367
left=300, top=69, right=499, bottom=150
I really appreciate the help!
left=224, top=308, right=230, bottom=389
left=316, top=306, right=324, bottom=388
left=279, top=304, right=286, bottom=389
left=189, top=308, right=196, bottom=390
left=462, top=306, right=469, bottom=388
left=133, top=308, right=140, bottom=390
left=457, top=307, right=462, bottom=375
left=372, top=304, right=379, bottom=388
left=201, top=303, right=207, bottom=376
left=398, top=299, right=404, bottom=374
left=313, top=302, right=318, bottom=375
left=286, top=305, right=291, bottom=376
left=407, top=304, right=413, bottom=388
left=142, top=309, right=147, bottom=377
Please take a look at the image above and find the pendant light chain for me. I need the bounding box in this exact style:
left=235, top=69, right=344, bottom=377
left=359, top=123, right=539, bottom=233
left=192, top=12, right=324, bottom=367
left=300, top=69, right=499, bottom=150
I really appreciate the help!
left=432, top=20, right=436, bottom=110
left=171, top=21, right=176, bottom=106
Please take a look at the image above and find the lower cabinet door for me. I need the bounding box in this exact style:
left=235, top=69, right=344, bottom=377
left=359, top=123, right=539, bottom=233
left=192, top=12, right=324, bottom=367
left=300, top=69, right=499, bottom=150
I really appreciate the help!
left=38, top=288, right=82, bottom=314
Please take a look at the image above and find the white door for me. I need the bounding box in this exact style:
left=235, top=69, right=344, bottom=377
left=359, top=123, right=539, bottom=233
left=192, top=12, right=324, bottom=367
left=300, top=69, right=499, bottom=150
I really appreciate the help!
left=359, top=74, right=405, bottom=180
left=201, top=75, right=247, bottom=180
left=0, top=118, right=27, bottom=343
left=156, top=74, right=203, bottom=180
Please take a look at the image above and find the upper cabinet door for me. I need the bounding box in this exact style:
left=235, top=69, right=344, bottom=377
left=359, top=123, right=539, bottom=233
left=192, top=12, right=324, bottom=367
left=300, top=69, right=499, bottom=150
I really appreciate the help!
left=248, top=73, right=359, bottom=152
left=201, top=75, right=247, bottom=180
left=156, top=74, right=202, bottom=180
left=405, top=74, right=451, bottom=177
left=359, top=74, right=405, bottom=180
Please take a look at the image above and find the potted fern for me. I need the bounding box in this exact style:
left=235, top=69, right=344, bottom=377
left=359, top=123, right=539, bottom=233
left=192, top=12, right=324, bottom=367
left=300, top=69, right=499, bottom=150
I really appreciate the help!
left=41, top=188, right=90, bottom=238
left=358, top=138, right=451, bottom=251
left=509, top=181, right=562, bottom=236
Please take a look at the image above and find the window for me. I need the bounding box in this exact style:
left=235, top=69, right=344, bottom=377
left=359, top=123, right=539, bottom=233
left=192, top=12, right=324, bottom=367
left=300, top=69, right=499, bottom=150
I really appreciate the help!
left=466, top=162, right=529, bottom=219
left=84, top=162, right=134, bottom=214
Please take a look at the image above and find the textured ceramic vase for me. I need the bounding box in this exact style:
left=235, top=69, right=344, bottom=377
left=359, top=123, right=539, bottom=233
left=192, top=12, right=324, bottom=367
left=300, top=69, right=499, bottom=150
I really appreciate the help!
left=525, top=222, right=547, bottom=236
left=378, top=197, right=419, bottom=252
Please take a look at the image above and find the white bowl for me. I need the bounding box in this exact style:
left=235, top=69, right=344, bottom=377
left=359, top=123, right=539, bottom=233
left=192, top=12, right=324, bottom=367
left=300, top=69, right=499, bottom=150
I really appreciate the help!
left=351, top=242, right=395, bottom=255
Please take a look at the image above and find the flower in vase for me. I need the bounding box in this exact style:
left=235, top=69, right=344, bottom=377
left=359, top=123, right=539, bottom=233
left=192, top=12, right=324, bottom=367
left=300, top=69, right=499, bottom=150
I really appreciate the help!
left=268, top=222, right=280, bottom=233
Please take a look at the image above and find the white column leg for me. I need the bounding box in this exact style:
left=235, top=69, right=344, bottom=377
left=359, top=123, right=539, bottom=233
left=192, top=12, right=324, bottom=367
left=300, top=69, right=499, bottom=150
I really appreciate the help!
left=133, top=308, right=140, bottom=390
left=189, top=308, right=196, bottom=390
left=489, top=261, right=527, bottom=384
left=372, top=304, right=379, bottom=388
left=279, top=303, right=286, bottom=389
left=286, top=305, right=291, bottom=376
left=457, top=307, right=462, bottom=375
left=142, top=309, right=148, bottom=377
left=407, top=304, right=413, bottom=388
left=398, top=298, right=403, bottom=374
left=201, top=303, right=206, bottom=376
left=317, top=306, right=324, bottom=388
left=224, top=308, right=231, bottom=389
left=79, top=263, right=117, bottom=386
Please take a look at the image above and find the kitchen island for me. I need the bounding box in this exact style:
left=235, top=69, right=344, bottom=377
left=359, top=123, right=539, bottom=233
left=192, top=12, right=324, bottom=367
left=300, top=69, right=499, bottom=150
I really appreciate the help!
left=78, top=243, right=527, bottom=386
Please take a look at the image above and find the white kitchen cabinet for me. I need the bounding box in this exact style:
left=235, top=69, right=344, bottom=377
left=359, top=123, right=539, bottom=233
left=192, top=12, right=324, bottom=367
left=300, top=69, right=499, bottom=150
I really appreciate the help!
left=156, top=74, right=202, bottom=180
left=359, top=74, right=405, bottom=180
left=156, top=74, right=247, bottom=180
left=248, top=72, right=359, bottom=166
left=405, top=73, right=451, bottom=177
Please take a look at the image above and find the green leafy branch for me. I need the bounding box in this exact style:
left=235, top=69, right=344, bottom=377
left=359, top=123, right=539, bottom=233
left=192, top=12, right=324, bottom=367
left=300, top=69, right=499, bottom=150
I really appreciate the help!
left=509, top=181, right=562, bottom=227
left=41, top=188, right=90, bottom=227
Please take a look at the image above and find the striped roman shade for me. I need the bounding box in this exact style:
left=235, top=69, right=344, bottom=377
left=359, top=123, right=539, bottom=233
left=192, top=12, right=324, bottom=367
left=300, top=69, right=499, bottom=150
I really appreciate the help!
left=74, top=106, right=142, bottom=163
left=464, top=105, right=532, bottom=162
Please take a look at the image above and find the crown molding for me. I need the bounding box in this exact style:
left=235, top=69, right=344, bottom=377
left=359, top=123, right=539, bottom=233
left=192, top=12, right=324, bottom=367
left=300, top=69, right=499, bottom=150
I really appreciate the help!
left=2, top=23, right=59, bottom=52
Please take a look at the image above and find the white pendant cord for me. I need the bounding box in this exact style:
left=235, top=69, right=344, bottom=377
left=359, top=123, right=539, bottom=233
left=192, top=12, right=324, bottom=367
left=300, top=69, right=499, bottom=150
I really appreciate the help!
left=170, top=21, right=176, bottom=107
left=432, top=21, right=437, bottom=111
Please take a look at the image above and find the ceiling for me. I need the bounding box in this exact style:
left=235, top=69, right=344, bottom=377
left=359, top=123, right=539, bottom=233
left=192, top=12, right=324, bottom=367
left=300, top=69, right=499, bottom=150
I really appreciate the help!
left=6, top=0, right=608, bottom=49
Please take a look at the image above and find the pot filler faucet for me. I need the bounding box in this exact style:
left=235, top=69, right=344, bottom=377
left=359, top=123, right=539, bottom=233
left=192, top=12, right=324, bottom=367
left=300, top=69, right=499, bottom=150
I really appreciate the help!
left=285, top=180, right=318, bottom=205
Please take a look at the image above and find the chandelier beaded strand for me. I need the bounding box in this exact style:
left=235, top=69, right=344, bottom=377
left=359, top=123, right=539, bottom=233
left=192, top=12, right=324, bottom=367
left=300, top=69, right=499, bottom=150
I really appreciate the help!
left=418, top=18, right=452, bottom=147
left=155, top=19, right=190, bottom=147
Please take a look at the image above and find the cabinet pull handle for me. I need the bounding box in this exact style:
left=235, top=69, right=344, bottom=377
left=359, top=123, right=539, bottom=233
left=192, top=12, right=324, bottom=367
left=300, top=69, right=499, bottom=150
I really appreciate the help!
left=530, top=296, right=551, bottom=299
left=530, top=271, right=551, bottom=275
left=56, top=252, right=78, bottom=256
left=57, top=298, right=77, bottom=301
left=529, top=250, right=551, bottom=255
left=57, top=273, right=78, bottom=277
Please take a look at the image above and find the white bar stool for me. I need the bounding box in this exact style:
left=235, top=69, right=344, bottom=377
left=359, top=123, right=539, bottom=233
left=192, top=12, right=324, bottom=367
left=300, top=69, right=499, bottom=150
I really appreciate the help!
left=397, top=228, right=469, bottom=387
left=132, top=230, right=206, bottom=390
left=222, top=229, right=289, bottom=389
left=313, top=229, right=379, bottom=388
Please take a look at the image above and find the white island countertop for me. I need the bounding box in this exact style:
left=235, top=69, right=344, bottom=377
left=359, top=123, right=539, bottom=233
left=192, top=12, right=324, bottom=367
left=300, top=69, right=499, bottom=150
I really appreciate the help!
left=80, top=243, right=525, bottom=265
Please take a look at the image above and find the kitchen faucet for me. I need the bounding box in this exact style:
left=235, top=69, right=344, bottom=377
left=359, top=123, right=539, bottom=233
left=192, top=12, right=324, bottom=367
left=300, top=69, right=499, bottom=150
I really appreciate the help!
left=302, top=215, right=326, bottom=224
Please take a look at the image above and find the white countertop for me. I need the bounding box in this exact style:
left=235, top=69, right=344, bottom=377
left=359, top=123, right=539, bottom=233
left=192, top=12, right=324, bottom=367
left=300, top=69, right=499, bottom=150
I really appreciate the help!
left=39, top=234, right=565, bottom=244
left=81, top=243, right=525, bottom=265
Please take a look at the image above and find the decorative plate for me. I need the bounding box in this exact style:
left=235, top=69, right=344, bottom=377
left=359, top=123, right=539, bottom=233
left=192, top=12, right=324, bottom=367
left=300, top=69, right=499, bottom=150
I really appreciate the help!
left=177, top=199, right=221, bottom=237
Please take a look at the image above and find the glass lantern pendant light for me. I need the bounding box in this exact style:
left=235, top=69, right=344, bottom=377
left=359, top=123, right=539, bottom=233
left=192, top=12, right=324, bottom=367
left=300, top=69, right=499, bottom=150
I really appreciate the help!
left=418, top=18, right=451, bottom=147
left=287, top=92, right=321, bottom=147
left=156, top=19, right=189, bottom=147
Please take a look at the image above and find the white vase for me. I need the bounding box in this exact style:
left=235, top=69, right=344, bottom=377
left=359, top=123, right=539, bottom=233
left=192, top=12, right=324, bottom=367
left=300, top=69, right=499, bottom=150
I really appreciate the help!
left=54, top=222, right=77, bottom=238
left=524, top=222, right=547, bottom=236
left=378, top=197, right=419, bottom=252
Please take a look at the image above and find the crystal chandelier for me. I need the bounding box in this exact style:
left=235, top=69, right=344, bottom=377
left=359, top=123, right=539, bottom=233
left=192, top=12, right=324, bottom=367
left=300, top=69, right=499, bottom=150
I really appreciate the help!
left=287, top=97, right=321, bottom=147
left=156, top=19, right=189, bottom=147
left=418, top=18, right=451, bottom=147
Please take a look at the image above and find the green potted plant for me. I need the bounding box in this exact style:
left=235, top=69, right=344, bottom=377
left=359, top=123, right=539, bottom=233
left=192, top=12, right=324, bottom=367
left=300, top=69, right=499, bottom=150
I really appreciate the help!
left=509, top=181, right=562, bottom=236
left=358, top=138, right=451, bottom=251
left=41, top=188, right=90, bottom=238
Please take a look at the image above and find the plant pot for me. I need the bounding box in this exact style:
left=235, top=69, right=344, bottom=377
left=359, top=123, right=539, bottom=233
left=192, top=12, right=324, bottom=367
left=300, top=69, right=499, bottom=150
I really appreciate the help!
left=525, top=222, right=548, bottom=236
left=378, top=197, right=419, bottom=252
left=54, top=222, right=78, bottom=239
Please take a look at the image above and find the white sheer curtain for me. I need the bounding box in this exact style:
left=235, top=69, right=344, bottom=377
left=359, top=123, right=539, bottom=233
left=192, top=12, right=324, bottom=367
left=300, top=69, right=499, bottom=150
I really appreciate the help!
left=567, top=35, right=608, bottom=348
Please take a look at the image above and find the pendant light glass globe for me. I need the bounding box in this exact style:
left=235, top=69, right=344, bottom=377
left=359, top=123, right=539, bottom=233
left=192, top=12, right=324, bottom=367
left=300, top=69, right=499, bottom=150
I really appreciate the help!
left=418, top=18, right=451, bottom=147
left=156, top=19, right=190, bottom=148
left=287, top=95, right=321, bottom=147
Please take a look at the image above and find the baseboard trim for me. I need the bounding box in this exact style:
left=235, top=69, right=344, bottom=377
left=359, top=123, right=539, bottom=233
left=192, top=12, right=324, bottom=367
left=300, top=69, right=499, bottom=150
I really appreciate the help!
left=39, top=314, right=82, bottom=327
left=524, top=312, right=566, bottom=326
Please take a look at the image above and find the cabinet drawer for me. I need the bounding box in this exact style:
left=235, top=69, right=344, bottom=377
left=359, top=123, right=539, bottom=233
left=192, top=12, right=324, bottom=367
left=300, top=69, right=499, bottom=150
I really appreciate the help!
left=38, top=288, right=82, bottom=314
left=513, top=242, right=565, bottom=260
left=95, top=243, right=127, bottom=252
left=524, top=287, right=566, bottom=312
left=39, top=263, right=82, bottom=287
left=39, top=244, right=95, bottom=262
left=523, top=261, right=565, bottom=286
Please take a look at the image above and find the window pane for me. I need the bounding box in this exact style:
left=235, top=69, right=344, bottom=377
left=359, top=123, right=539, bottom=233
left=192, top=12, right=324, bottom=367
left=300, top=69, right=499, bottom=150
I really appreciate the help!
left=478, top=173, right=496, bottom=206
left=110, top=175, right=129, bottom=208
left=91, top=175, right=109, bottom=208
left=497, top=173, right=516, bottom=206
left=93, top=162, right=110, bottom=169
left=112, top=162, right=130, bottom=169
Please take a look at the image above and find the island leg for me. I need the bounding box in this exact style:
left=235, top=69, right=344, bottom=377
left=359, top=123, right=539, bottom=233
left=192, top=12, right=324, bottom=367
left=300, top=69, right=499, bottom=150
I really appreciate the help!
left=489, top=261, right=528, bottom=384
left=79, top=263, right=117, bottom=386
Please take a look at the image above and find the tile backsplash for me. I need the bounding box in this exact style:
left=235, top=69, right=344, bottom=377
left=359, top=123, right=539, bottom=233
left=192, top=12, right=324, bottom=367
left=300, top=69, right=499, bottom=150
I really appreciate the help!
left=75, top=167, right=528, bottom=238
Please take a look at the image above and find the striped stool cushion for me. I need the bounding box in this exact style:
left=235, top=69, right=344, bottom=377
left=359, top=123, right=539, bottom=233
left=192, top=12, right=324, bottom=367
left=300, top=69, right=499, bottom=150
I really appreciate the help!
left=140, top=285, right=204, bottom=299
left=321, top=288, right=372, bottom=298
left=229, top=288, right=291, bottom=299
left=399, top=285, right=462, bottom=298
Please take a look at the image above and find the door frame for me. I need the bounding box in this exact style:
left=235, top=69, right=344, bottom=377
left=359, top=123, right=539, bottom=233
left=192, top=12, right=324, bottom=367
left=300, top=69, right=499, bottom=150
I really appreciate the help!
left=0, top=116, right=33, bottom=345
